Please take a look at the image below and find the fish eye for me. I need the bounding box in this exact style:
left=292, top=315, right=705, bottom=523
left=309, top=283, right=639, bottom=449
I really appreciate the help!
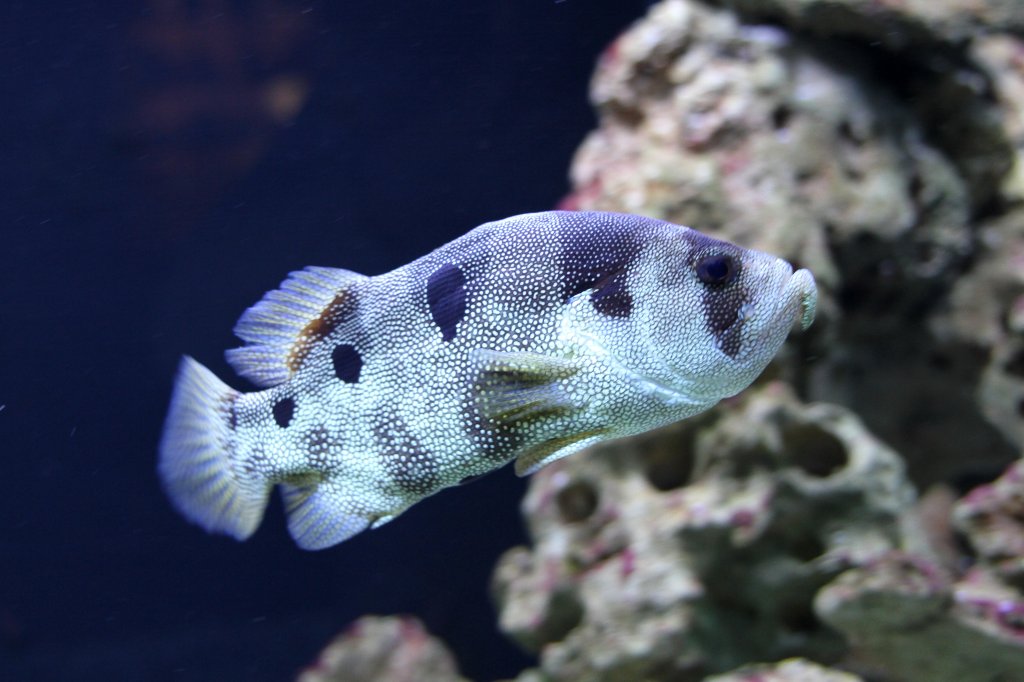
left=695, top=254, right=737, bottom=285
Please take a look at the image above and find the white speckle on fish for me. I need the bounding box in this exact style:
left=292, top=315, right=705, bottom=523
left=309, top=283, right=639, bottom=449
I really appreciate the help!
left=158, top=211, right=816, bottom=550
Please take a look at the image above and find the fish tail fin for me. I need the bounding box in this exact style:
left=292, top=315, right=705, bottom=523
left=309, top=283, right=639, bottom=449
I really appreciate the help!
left=158, top=356, right=272, bottom=541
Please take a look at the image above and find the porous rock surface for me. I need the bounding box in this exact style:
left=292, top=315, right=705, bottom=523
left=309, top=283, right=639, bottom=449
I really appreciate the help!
left=703, top=0, right=1024, bottom=48
left=492, top=384, right=922, bottom=680
left=494, top=385, right=1024, bottom=681
left=953, top=460, right=1024, bottom=588
left=815, top=554, right=1024, bottom=682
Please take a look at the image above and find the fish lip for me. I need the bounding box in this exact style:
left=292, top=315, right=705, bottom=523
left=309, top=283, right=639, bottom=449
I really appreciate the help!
left=787, top=268, right=817, bottom=331
left=745, top=265, right=816, bottom=350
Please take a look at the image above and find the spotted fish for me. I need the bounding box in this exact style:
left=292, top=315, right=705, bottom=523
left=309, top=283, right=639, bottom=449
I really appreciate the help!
left=159, top=211, right=816, bottom=549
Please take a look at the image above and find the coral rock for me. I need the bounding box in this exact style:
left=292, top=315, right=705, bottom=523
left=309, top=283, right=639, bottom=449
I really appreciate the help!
left=933, top=209, right=1024, bottom=451
left=492, top=384, right=918, bottom=680
left=297, top=616, right=467, bottom=682
left=493, top=1, right=1024, bottom=680
left=972, top=35, right=1024, bottom=203
left=954, top=460, right=1024, bottom=586
left=705, top=658, right=864, bottom=682
left=815, top=555, right=1024, bottom=681
left=564, top=0, right=1019, bottom=486
left=701, top=0, right=1024, bottom=48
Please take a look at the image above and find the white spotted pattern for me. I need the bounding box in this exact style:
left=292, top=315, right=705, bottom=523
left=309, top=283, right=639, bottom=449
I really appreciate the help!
left=158, top=211, right=817, bottom=549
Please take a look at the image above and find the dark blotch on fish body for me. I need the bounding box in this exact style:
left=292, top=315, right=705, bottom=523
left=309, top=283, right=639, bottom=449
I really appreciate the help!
left=332, top=344, right=362, bottom=383
left=273, top=397, right=295, bottom=428
left=426, top=263, right=467, bottom=342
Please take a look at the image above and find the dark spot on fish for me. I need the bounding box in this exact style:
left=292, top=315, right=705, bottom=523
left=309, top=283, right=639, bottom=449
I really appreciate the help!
left=689, top=239, right=746, bottom=358
left=589, top=268, right=632, bottom=317
left=702, top=284, right=746, bottom=357
left=388, top=450, right=437, bottom=495
left=700, top=279, right=743, bottom=332
left=305, top=425, right=336, bottom=470
left=288, top=290, right=359, bottom=372
left=373, top=414, right=438, bottom=495
left=458, top=473, right=483, bottom=485
left=558, top=215, right=642, bottom=306
left=332, top=344, right=362, bottom=383
left=272, top=397, right=295, bottom=428
left=427, top=263, right=467, bottom=343
left=227, top=393, right=239, bottom=431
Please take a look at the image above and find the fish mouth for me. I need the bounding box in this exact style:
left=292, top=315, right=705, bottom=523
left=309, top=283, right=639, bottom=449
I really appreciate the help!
left=719, top=265, right=817, bottom=356
left=750, top=266, right=816, bottom=349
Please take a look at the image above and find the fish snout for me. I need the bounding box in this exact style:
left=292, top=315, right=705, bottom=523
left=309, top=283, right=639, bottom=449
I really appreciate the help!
left=788, top=268, right=817, bottom=331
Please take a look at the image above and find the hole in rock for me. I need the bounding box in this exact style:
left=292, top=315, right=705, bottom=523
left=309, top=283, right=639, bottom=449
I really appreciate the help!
left=643, top=436, right=696, bottom=491
left=1006, top=347, right=1024, bottom=379
left=772, top=105, right=792, bottom=130
left=782, top=423, right=848, bottom=478
left=556, top=480, right=599, bottom=524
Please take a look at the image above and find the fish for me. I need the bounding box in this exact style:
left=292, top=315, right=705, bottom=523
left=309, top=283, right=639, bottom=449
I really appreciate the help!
left=158, top=211, right=817, bottom=550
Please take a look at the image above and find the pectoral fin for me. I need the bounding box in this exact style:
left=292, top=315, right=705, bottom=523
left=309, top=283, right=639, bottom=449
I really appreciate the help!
left=470, top=349, right=580, bottom=426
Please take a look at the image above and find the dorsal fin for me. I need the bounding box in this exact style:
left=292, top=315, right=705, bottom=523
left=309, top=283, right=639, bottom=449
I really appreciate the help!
left=225, top=266, right=367, bottom=388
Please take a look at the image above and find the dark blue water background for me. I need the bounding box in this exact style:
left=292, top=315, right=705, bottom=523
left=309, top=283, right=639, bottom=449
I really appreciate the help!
left=0, top=1, right=643, bottom=679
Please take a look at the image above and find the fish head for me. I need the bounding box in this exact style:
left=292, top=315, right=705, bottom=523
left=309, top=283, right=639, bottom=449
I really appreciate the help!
left=640, top=228, right=816, bottom=402
left=564, top=220, right=817, bottom=406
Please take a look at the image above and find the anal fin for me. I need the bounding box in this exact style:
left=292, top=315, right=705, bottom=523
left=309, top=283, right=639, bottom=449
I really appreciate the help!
left=280, top=479, right=372, bottom=550
left=514, top=428, right=608, bottom=476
